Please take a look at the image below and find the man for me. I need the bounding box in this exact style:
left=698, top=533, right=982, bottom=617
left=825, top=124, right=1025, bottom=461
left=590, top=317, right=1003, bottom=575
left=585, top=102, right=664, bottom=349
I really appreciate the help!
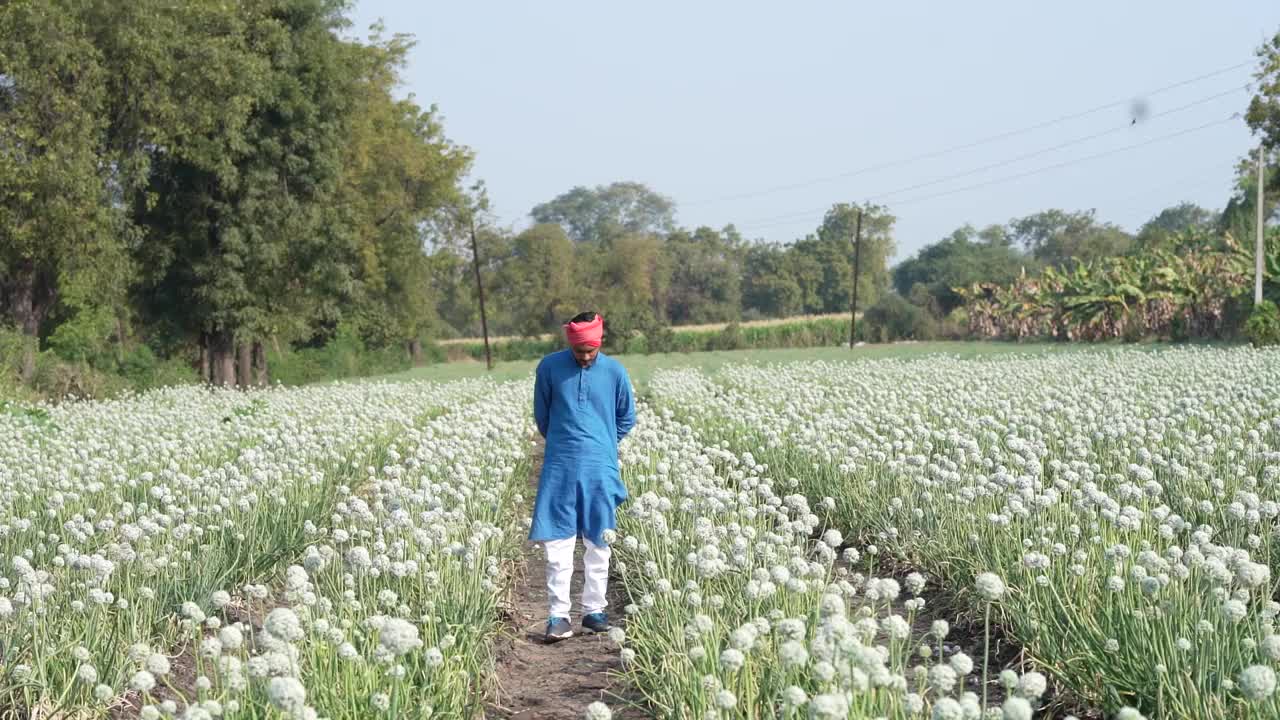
left=530, top=311, right=636, bottom=642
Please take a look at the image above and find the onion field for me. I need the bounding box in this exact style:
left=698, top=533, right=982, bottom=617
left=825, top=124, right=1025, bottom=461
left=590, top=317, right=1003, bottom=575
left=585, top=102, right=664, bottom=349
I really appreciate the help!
left=3, top=346, right=1278, bottom=719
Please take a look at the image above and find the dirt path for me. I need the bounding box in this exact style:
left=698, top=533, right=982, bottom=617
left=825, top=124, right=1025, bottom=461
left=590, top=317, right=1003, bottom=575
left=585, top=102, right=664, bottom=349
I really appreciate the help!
left=487, top=448, right=648, bottom=720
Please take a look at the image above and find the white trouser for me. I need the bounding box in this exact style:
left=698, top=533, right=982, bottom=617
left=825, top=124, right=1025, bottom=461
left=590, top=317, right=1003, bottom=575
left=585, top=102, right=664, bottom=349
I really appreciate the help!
left=543, top=536, right=611, bottom=618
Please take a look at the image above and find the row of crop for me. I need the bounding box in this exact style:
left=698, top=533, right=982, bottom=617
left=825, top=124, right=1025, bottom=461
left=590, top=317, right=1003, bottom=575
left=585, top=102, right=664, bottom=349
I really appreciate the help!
left=121, top=380, right=537, bottom=719
left=611, top=401, right=1056, bottom=719
left=646, top=348, right=1280, bottom=719
left=0, top=378, right=510, bottom=717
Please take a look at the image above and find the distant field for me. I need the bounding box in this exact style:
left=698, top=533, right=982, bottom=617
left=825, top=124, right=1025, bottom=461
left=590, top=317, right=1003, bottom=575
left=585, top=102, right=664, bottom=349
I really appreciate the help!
left=433, top=313, right=849, bottom=346
left=372, top=340, right=1120, bottom=390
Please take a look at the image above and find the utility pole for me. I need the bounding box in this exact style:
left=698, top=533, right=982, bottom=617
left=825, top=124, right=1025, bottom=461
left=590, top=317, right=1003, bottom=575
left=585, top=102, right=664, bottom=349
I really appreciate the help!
left=849, top=208, right=864, bottom=348
left=469, top=213, right=494, bottom=370
left=1258, top=144, right=1266, bottom=305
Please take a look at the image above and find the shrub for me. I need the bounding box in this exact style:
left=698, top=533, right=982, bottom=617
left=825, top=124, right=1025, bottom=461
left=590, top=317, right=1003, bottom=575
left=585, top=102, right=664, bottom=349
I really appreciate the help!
left=0, top=327, right=32, bottom=388
left=708, top=323, right=743, bottom=351
left=861, top=294, right=937, bottom=343
left=30, top=353, right=131, bottom=401
left=644, top=326, right=677, bottom=354
left=117, top=344, right=199, bottom=389
left=46, top=306, right=117, bottom=369
left=270, top=324, right=412, bottom=386
left=1245, top=300, right=1280, bottom=347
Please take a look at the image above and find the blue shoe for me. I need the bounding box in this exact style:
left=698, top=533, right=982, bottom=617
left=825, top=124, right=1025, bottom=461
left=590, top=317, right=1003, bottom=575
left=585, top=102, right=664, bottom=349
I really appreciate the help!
left=582, top=612, right=610, bottom=633
left=545, top=616, right=573, bottom=642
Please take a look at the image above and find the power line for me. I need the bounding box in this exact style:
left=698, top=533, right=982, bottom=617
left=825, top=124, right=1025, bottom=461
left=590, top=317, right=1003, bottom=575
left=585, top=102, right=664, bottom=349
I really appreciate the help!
left=737, top=114, right=1239, bottom=231
left=891, top=116, right=1239, bottom=207
left=1108, top=159, right=1237, bottom=211
left=736, top=111, right=1238, bottom=229
left=688, top=59, right=1252, bottom=207
left=867, top=85, right=1244, bottom=203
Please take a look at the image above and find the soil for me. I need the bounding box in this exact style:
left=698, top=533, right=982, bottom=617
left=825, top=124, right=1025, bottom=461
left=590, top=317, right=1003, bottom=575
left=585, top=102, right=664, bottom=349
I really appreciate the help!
left=486, top=446, right=649, bottom=720
left=108, top=638, right=200, bottom=719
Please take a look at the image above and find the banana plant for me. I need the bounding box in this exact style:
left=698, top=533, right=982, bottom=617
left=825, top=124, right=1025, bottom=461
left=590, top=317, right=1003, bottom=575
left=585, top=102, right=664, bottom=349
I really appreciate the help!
left=957, top=229, right=1254, bottom=341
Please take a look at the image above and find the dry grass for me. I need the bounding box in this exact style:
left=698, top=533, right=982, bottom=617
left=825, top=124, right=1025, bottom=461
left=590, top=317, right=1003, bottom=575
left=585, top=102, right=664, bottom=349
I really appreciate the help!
left=436, top=334, right=550, bottom=346
left=434, top=313, right=849, bottom=346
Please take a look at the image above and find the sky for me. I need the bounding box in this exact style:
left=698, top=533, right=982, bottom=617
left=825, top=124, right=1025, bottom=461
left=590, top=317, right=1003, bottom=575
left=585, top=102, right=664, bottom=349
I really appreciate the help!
left=347, top=1, right=1280, bottom=262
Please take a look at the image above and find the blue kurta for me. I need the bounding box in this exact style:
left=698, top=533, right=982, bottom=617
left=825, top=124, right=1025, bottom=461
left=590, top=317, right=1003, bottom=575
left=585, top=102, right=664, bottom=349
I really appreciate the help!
left=530, top=349, right=636, bottom=545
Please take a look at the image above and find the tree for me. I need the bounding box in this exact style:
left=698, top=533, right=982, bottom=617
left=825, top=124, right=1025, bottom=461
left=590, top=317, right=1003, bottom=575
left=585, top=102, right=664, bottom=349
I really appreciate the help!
left=530, top=181, right=676, bottom=244
left=816, top=202, right=895, bottom=312
left=1219, top=150, right=1278, bottom=252
left=893, top=224, right=1030, bottom=316
left=494, top=224, right=576, bottom=337
left=1247, top=29, right=1280, bottom=152
left=742, top=243, right=803, bottom=318
left=1243, top=30, right=1280, bottom=258
left=780, top=203, right=896, bottom=315
left=338, top=30, right=471, bottom=358
left=135, top=0, right=363, bottom=386
left=422, top=249, right=473, bottom=338
left=1008, top=209, right=1132, bottom=269
left=0, top=1, right=121, bottom=381
left=595, top=233, right=672, bottom=339
left=663, top=226, right=744, bottom=325
left=1134, top=202, right=1217, bottom=252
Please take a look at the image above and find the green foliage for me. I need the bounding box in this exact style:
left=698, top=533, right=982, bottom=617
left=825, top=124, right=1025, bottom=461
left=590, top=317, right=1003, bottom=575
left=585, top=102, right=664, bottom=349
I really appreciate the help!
left=860, top=294, right=937, bottom=343
left=663, top=226, right=745, bottom=325
left=339, top=31, right=472, bottom=349
left=268, top=323, right=412, bottom=386
left=117, top=345, right=198, bottom=389
left=707, top=322, right=744, bottom=351
left=1245, top=300, right=1280, bottom=347
left=46, top=304, right=118, bottom=367
left=742, top=243, right=804, bottom=318
left=0, top=399, right=51, bottom=426
left=29, top=354, right=131, bottom=401
left=0, top=327, right=36, bottom=388
left=530, top=182, right=676, bottom=244
left=491, top=223, right=577, bottom=337
left=739, top=204, right=896, bottom=319
left=958, top=232, right=1254, bottom=341
left=1135, top=202, right=1218, bottom=252
left=808, top=203, right=896, bottom=313
left=1008, top=208, right=1133, bottom=270
left=1247, top=30, right=1280, bottom=151
left=0, top=0, right=128, bottom=384
left=135, top=0, right=366, bottom=356
left=893, top=224, right=1031, bottom=316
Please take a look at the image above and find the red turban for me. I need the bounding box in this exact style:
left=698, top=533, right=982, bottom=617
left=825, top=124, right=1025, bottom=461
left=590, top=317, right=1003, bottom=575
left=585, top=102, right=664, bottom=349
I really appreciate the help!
left=564, top=314, right=604, bottom=348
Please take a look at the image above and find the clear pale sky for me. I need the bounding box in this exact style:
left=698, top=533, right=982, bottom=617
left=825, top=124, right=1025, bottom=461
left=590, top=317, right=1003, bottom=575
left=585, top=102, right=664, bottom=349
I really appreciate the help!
left=347, top=1, right=1280, bottom=262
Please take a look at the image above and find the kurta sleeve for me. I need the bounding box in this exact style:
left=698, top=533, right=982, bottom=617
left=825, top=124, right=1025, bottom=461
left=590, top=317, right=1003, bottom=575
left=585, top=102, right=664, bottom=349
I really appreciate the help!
left=615, top=368, right=636, bottom=442
left=534, top=360, right=551, bottom=438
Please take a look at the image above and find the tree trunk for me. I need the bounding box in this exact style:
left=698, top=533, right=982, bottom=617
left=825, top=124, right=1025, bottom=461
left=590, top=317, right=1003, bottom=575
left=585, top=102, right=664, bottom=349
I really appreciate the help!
left=114, top=313, right=128, bottom=364
left=10, top=260, right=43, bottom=383
left=236, top=341, right=252, bottom=389
left=409, top=338, right=423, bottom=366
left=199, top=332, right=211, bottom=384
left=211, top=330, right=236, bottom=387
left=252, top=341, right=268, bottom=387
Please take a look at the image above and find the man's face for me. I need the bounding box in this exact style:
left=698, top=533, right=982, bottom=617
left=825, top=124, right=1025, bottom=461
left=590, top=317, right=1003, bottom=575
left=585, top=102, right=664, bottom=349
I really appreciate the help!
left=571, top=343, right=599, bottom=367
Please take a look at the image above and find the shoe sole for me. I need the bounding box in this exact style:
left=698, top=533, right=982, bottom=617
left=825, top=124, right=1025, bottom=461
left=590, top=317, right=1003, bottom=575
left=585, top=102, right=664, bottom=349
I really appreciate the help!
left=545, top=631, right=573, bottom=643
